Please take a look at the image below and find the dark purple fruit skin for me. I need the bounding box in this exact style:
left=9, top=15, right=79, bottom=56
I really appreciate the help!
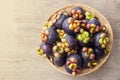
left=62, top=18, right=75, bottom=35
left=81, top=51, right=93, bottom=62
left=77, top=37, right=91, bottom=47
left=86, top=41, right=94, bottom=48
left=40, top=43, right=53, bottom=58
left=65, top=35, right=78, bottom=49
left=46, top=27, right=58, bottom=44
left=77, top=39, right=90, bottom=46
left=53, top=53, right=67, bottom=67
left=67, top=54, right=82, bottom=67
left=65, top=64, right=72, bottom=74
left=81, top=61, right=90, bottom=68
left=88, top=18, right=100, bottom=26
left=65, top=54, right=82, bottom=74
left=73, top=7, right=83, bottom=11
left=78, top=49, right=94, bottom=68
left=94, top=48, right=105, bottom=60
left=93, top=32, right=105, bottom=49
left=55, top=13, right=68, bottom=29
left=77, top=39, right=85, bottom=46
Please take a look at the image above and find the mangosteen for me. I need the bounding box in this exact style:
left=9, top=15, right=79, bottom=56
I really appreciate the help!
left=71, top=7, right=85, bottom=20
left=40, top=27, right=58, bottom=44
left=60, top=35, right=78, bottom=55
left=62, top=17, right=81, bottom=35
left=53, top=53, right=67, bottom=67
left=93, top=32, right=109, bottom=49
left=54, top=12, right=68, bottom=29
left=37, top=43, right=53, bottom=58
left=94, top=48, right=105, bottom=60
left=79, top=47, right=97, bottom=68
left=77, top=29, right=91, bottom=46
left=65, top=54, right=82, bottom=76
left=83, top=18, right=102, bottom=34
left=88, top=18, right=100, bottom=26
left=52, top=42, right=67, bottom=66
left=64, top=35, right=78, bottom=49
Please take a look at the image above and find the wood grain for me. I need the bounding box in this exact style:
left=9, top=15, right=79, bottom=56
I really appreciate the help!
left=0, top=0, right=120, bottom=80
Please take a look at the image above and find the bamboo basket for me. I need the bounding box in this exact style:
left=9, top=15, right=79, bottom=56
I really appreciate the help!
left=45, top=3, right=113, bottom=76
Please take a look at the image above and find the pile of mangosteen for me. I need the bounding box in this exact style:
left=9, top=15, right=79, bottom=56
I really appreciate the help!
left=37, top=6, right=110, bottom=76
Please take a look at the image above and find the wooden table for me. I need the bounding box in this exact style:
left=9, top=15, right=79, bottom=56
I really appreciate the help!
left=0, top=0, right=120, bottom=80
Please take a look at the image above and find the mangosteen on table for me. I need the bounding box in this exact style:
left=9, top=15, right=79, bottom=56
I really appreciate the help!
left=40, top=27, right=58, bottom=44
left=65, top=54, right=82, bottom=76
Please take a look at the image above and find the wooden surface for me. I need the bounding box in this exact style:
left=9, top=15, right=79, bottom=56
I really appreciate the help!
left=0, top=0, right=120, bottom=80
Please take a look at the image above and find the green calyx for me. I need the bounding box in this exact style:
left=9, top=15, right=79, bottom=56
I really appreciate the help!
left=44, top=21, right=53, bottom=28
left=99, top=35, right=109, bottom=48
left=81, top=23, right=85, bottom=27
left=101, top=44, right=106, bottom=48
left=37, top=48, right=44, bottom=55
left=68, top=63, right=77, bottom=69
left=83, top=47, right=94, bottom=58
left=90, top=24, right=96, bottom=27
left=83, top=38, right=90, bottom=43
left=92, top=62, right=97, bottom=66
left=106, top=48, right=110, bottom=53
left=77, top=35, right=83, bottom=41
left=89, top=26, right=96, bottom=33
left=87, top=62, right=92, bottom=67
left=105, top=48, right=111, bottom=54
left=87, top=48, right=93, bottom=54
left=77, top=30, right=90, bottom=44
left=99, top=38, right=103, bottom=44
left=57, top=29, right=65, bottom=39
left=80, top=28, right=84, bottom=33
left=37, top=51, right=43, bottom=55
left=88, top=61, right=97, bottom=67
left=84, top=32, right=89, bottom=37
left=54, top=46, right=64, bottom=54
left=85, top=12, right=95, bottom=20
left=59, top=47, right=64, bottom=53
